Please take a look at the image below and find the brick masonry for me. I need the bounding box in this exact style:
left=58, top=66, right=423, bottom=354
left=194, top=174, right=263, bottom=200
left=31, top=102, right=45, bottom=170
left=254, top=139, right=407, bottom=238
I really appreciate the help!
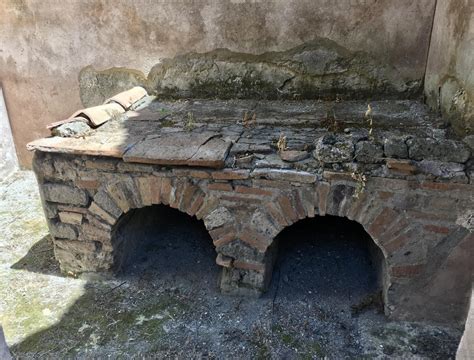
left=28, top=98, right=473, bottom=326
left=32, top=150, right=473, bottom=325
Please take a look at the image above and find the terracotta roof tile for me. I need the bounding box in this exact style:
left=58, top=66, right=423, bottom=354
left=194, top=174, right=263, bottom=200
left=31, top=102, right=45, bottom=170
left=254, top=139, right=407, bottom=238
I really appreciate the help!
left=70, top=103, right=125, bottom=127
left=105, top=86, right=148, bottom=110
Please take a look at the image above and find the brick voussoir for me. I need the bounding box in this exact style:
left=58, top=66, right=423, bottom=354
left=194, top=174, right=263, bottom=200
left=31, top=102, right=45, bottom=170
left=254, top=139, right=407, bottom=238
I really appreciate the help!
left=89, top=202, right=117, bottom=225
left=239, top=228, right=272, bottom=252
left=390, top=264, right=425, bottom=278
left=233, top=260, right=265, bottom=273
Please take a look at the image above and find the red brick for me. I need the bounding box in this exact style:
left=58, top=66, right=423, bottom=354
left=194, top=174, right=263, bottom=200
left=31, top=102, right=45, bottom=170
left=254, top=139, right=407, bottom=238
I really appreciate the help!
left=252, top=179, right=290, bottom=190
left=86, top=213, right=112, bottom=231
left=277, top=195, right=298, bottom=223
left=211, top=169, right=250, bottom=180
left=423, top=224, right=451, bottom=234
left=420, top=181, right=467, bottom=191
left=235, top=186, right=273, bottom=197
left=85, top=159, right=115, bottom=171
left=347, top=191, right=368, bottom=221
left=189, top=170, right=211, bottom=179
left=380, top=216, right=411, bottom=242
left=207, top=183, right=233, bottom=192
left=368, top=208, right=399, bottom=239
left=187, top=192, right=205, bottom=216
left=220, top=195, right=261, bottom=204
left=322, top=171, right=354, bottom=182
left=170, top=180, right=187, bottom=209
left=386, top=159, right=417, bottom=175
left=233, top=260, right=265, bottom=273
left=265, top=202, right=289, bottom=227
left=391, top=264, right=424, bottom=278
left=299, top=188, right=315, bottom=218
left=89, top=202, right=116, bottom=225
left=160, top=177, right=173, bottom=205
left=239, top=228, right=271, bottom=252
left=317, top=183, right=331, bottom=216
left=209, top=225, right=234, bottom=240
left=179, top=184, right=198, bottom=213
left=195, top=196, right=218, bottom=220
left=150, top=177, right=163, bottom=205
left=213, top=232, right=236, bottom=247
left=76, top=178, right=100, bottom=190
left=136, top=177, right=152, bottom=206
left=81, top=223, right=111, bottom=242
left=292, top=190, right=306, bottom=219
left=107, top=184, right=130, bottom=213
left=384, top=233, right=409, bottom=254
left=378, top=191, right=394, bottom=200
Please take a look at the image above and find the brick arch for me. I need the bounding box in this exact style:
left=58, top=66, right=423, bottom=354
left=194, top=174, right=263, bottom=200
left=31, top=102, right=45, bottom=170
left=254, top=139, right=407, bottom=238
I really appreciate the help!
left=83, top=175, right=233, bottom=272
left=260, top=182, right=406, bottom=265
left=245, top=182, right=416, bottom=313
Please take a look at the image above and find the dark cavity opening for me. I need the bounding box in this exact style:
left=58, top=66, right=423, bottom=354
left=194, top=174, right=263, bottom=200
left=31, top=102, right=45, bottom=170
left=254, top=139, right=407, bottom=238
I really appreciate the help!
left=271, top=215, right=385, bottom=315
left=111, top=205, right=218, bottom=290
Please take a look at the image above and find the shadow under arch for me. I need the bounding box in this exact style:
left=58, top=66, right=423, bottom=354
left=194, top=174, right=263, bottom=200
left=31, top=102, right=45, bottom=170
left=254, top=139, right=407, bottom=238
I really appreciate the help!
left=268, top=215, right=386, bottom=314
left=110, top=203, right=219, bottom=289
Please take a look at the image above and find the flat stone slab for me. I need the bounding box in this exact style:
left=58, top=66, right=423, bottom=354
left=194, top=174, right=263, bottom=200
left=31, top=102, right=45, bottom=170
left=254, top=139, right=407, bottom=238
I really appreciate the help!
left=27, top=99, right=471, bottom=177
left=123, top=131, right=231, bottom=168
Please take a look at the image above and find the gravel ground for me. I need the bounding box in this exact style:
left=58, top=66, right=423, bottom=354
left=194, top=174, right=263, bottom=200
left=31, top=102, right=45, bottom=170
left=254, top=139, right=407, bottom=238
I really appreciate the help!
left=1, top=171, right=463, bottom=359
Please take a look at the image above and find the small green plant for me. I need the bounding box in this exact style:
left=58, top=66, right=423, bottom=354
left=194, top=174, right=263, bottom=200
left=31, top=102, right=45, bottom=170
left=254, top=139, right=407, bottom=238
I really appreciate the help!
left=351, top=171, right=367, bottom=199
left=242, top=111, right=257, bottom=127
left=184, top=112, right=195, bottom=131
left=321, top=100, right=343, bottom=132
left=365, top=103, right=374, bottom=139
left=277, top=133, right=287, bottom=152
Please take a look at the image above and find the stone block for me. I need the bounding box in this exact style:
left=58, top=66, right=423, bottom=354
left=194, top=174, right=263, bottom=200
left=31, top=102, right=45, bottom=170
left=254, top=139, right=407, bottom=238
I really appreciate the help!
left=58, top=211, right=83, bottom=226
left=211, top=169, right=250, bottom=180
left=384, top=137, right=408, bottom=158
left=43, top=183, right=88, bottom=206
left=50, top=222, right=77, bottom=240
left=355, top=141, right=384, bottom=163
left=207, top=183, right=233, bottom=192
left=250, top=209, right=279, bottom=239
left=93, top=191, right=122, bottom=219
left=251, top=168, right=316, bottom=183
left=215, top=253, right=233, bottom=267
left=89, top=202, right=117, bottom=225
left=313, top=134, right=354, bottom=163
left=407, top=138, right=471, bottom=163
left=204, top=206, right=233, bottom=230
left=234, top=186, right=273, bottom=197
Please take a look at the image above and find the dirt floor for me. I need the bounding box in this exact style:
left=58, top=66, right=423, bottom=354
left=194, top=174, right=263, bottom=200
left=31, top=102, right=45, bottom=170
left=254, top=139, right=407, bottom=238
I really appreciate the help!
left=0, top=171, right=464, bottom=359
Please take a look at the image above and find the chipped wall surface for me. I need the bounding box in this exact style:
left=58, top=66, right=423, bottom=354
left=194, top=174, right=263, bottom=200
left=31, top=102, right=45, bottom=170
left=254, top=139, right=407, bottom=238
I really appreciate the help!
left=425, top=0, right=474, bottom=137
left=0, top=0, right=437, bottom=167
left=0, top=88, right=18, bottom=178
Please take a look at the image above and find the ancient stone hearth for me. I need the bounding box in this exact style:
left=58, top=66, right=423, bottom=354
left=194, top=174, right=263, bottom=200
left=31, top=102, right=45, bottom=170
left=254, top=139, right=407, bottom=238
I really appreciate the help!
left=28, top=95, right=473, bottom=325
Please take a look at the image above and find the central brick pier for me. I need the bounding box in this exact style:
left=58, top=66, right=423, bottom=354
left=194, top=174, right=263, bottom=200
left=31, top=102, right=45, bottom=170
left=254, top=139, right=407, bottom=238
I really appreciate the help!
left=28, top=97, right=473, bottom=325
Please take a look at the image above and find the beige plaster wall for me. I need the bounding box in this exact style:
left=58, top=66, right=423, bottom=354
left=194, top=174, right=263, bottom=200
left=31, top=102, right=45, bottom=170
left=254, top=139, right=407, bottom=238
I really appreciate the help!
left=425, top=0, right=474, bottom=136
left=0, top=0, right=436, bottom=166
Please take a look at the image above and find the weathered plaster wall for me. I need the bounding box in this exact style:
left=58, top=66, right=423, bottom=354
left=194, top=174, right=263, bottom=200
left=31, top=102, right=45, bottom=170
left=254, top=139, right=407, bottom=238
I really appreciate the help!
left=0, top=0, right=437, bottom=167
left=0, top=88, right=18, bottom=179
left=425, top=0, right=474, bottom=136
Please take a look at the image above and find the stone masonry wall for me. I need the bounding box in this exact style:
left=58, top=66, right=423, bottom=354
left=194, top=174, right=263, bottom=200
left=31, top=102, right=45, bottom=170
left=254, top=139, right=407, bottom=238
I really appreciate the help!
left=32, top=150, right=473, bottom=325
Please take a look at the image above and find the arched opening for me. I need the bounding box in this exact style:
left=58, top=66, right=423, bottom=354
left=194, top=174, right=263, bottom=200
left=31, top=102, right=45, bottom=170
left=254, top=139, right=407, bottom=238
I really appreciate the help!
left=271, top=215, right=386, bottom=315
left=111, top=204, right=219, bottom=290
